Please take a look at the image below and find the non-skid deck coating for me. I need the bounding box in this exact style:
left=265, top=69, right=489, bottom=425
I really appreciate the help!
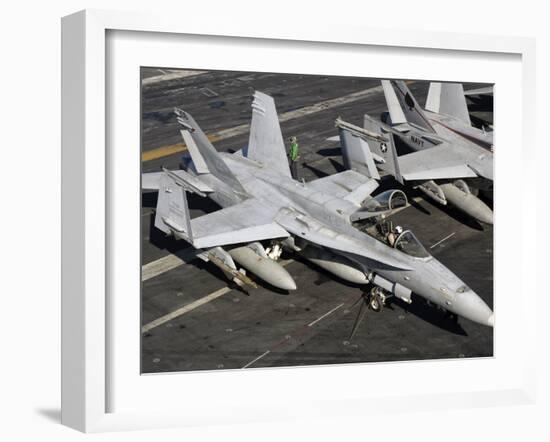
left=140, top=69, right=493, bottom=373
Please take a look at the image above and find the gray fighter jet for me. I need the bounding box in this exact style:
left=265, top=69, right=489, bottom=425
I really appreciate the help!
left=142, top=91, right=494, bottom=328
left=339, top=80, right=494, bottom=225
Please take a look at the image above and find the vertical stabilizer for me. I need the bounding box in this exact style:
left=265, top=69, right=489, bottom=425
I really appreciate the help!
left=247, top=91, right=292, bottom=178
left=362, top=115, right=402, bottom=184
left=425, top=82, right=471, bottom=126
left=175, top=108, right=247, bottom=194
left=339, top=128, right=380, bottom=180
left=337, top=116, right=404, bottom=183
left=381, top=80, right=435, bottom=133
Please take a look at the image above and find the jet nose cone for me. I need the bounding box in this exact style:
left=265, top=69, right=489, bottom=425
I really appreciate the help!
left=453, top=290, right=494, bottom=327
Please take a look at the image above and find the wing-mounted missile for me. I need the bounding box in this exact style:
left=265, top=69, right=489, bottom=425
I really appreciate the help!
left=417, top=180, right=448, bottom=206
left=228, top=242, right=296, bottom=291
left=198, top=247, right=258, bottom=289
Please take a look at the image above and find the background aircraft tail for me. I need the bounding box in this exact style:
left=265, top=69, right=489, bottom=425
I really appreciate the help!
left=174, top=108, right=247, bottom=195
left=381, top=80, right=435, bottom=133
left=336, top=117, right=402, bottom=184
left=425, top=82, right=471, bottom=126
left=338, top=127, right=380, bottom=180
left=362, top=115, right=402, bottom=184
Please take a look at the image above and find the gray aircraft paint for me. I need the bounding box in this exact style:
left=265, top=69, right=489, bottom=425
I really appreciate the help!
left=340, top=80, right=494, bottom=225
left=144, top=91, right=493, bottom=328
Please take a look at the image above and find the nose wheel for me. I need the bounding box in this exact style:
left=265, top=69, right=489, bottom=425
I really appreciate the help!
left=368, top=287, right=387, bottom=312
left=348, top=286, right=389, bottom=340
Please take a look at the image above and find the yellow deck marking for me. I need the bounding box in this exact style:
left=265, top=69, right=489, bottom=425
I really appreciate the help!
left=141, top=143, right=186, bottom=162
left=141, top=134, right=221, bottom=162
left=141, top=84, right=389, bottom=163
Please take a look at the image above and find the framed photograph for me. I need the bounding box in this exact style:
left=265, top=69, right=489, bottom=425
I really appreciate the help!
left=62, top=9, right=537, bottom=433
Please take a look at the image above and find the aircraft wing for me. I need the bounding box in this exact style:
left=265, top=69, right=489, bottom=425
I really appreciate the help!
left=307, top=170, right=378, bottom=202
left=398, top=143, right=479, bottom=181
left=153, top=170, right=288, bottom=248
left=189, top=198, right=290, bottom=249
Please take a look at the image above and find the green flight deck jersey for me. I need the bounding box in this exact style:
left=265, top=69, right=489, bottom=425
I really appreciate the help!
left=289, top=140, right=300, bottom=161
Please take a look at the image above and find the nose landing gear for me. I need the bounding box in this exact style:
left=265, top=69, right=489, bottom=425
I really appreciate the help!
left=368, top=286, right=388, bottom=312
left=348, top=286, right=391, bottom=340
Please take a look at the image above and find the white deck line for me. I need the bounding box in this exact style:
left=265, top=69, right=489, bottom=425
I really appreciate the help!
left=141, top=259, right=295, bottom=332
left=430, top=232, right=456, bottom=249
left=142, top=253, right=188, bottom=282
left=142, top=70, right=207, bottom=86
left=142, top=287, right=231, bottom=333
left=241, top=350, right=271, bottom=369
left=202, top=85, right=384, bottom=142
left=308, top=303, right=345, bottom=327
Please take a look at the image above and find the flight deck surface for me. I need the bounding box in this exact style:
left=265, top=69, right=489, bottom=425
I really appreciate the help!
left=140, top=68, right=493, bottom=373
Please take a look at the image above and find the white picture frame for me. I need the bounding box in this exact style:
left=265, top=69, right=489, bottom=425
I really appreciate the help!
left=61, top=9, right=537, bottom=433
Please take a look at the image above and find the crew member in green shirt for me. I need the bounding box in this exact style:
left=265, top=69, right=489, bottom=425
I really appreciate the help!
left=288, top=136, right=300, bottom=179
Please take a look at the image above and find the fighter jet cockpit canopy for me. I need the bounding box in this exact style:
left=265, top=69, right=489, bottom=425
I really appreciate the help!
left=394, top=230, right=430, bottom=259
left=370, top=189, right=408, bottom=212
